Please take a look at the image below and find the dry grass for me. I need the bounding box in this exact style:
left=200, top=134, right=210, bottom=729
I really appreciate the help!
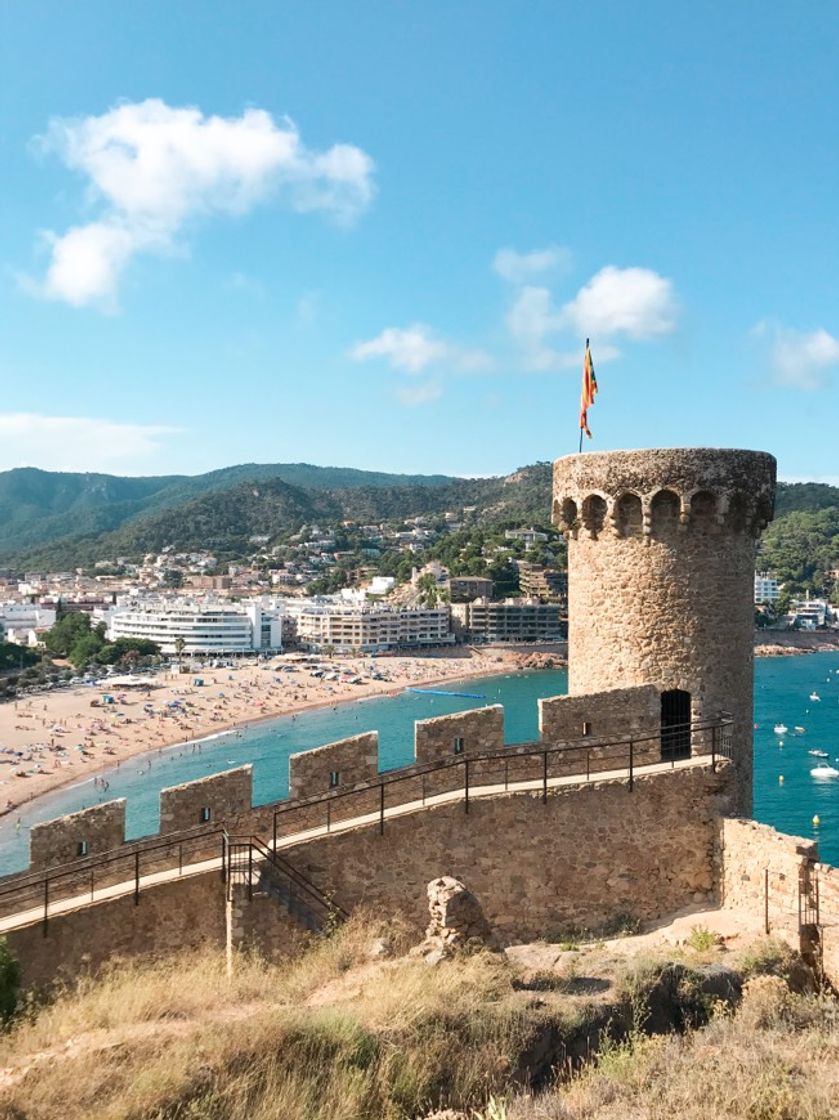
left=0, top=924, right=835, bottom=1120
left=0, top=916, right=533, bottom=1120
left=505, top=980, right=839, bottom=1120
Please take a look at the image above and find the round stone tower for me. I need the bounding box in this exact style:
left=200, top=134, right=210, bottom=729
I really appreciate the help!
left=552, top=447, right=776, bottom=815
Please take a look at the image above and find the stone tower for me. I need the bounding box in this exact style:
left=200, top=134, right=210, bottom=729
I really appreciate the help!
left=552, top=448, right=776, bottom=815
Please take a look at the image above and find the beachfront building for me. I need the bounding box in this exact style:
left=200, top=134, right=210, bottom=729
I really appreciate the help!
left=286, top=599, right=453, bottom=653
left=754, top=572, right=781, bottom=604
left=789, top=595, right=831, bottom=630
left=105, top=597, right=283, bottom=655
left=450, top=599, right=565, bottom=643
left=0, top=602, right=57, bottom=646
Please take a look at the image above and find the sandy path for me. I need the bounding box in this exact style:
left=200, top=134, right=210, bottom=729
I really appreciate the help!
left=0, top=648, right=529, bottom=817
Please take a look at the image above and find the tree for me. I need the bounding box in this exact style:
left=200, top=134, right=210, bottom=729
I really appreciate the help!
left=44, top=613, right=95, bottom=658
left=416, top=573, right=440, bottom=608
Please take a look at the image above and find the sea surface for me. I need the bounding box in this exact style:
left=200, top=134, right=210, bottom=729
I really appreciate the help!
left=1, top=653, right=838, bottom=874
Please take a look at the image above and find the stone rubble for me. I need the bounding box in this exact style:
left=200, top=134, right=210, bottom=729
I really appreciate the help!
left=413, top=875, right=499, bottom=962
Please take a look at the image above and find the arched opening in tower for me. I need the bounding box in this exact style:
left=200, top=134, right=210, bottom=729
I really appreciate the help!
left=660, top=689, right=692, bottom=762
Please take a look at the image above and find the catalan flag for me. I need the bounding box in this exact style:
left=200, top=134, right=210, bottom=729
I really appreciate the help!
left=579, top=338, right=597, bottom=441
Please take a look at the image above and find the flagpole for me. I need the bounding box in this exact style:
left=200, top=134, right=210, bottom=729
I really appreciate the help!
left=577, top=338, right=589, bottom=453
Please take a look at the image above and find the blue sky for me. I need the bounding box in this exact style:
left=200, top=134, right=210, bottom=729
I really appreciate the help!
left=1, top=1, right=838, bottom=482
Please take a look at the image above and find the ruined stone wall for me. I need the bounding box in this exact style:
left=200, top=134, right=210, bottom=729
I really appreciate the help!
left=717, top=818, right=839, bottom=987
left=159, top=766, right=253, bottom=833
left=718, top=817, right=815, bottom=938
left=29, top=800, right=126, bottom=871
left=553, top=447, right=777, bottom=816
left=289, top=733, right=379, bottom=801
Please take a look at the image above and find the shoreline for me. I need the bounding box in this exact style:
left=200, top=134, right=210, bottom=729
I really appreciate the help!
left=4, top=635, right=837, bottom=822
left=0, top=649, right=555, bottom=819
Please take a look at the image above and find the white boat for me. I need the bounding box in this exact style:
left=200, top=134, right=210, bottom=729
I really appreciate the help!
left=810, top=693, right=821, bottom=701
left=811, top=765, right=839, bottom=778
left=774, top=724, right=788, bottom=735
left=794, top=726, right=806, bottom=733
left=808, top=750, right=829, bottom=758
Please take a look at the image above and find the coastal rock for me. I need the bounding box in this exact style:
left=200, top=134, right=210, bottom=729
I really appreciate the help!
left=412, top=876, right=499, bottom=961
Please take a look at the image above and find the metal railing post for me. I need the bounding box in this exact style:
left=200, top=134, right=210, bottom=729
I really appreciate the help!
left=628, top=741, right=634, bottom=792
left=464, top=759, right=470, bottom=814
left=248, top=844, right=253, bottom=902
left=221, top=833, right=227, bottom=883
left=379, top=784, right=385, bottom=835
left=542, top=751, right=548, bottom=803
left=711, top=724, right=718, bottom=772
left=273, top=813, right=278, bottom=853
left=134, top=850, right=140, bottom=906
left=42, top=877, right=49, bottom=938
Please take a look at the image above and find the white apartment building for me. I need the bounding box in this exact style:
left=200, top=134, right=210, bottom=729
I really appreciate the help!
left=754, top=572, right=781, bottom=604
left=0, top=602, right=57, bottom=645
left=106, top=597, right=283, bottom=654
left=287, top=599, right=453, bottom=653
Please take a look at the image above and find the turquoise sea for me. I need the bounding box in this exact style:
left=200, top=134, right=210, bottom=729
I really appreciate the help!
left=0, top=652, right=838, bottom=874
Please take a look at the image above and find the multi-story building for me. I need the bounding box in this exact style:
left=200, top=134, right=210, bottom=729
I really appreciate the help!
left=516, top=562, right=567, bottom=604
left=287, top=600, right=453, bottom=653
left=504, top=528, right=549, bottom=548
left=789, top=596, right=830, bottom=629
left=448, top=576, right=494, bottom=602
left=105, top=597, right=283, bottom=654
left=754, top=572, right=781, bottom=604
left=450, top=600, right=566, bottom=643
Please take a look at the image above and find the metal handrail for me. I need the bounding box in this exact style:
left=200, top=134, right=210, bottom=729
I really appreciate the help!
left=226, top=833, right=348, bottom=921
left=0, top=712, right=734, bottom=929
left=271, top=713, right=734, bottom=843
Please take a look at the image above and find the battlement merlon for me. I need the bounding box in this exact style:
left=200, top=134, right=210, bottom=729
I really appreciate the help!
left=552, top=448, right=777, bottom=539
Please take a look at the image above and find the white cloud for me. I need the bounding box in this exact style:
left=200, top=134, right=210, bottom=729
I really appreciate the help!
left=502, top=265, right=675, bottom=371
left=395, top=382, right=443, bottom=406
left=24, top=98, right=375, bottom=308
left=350, top=324, right=490, bottom=374
left=492, top=245, right=571, bottom=284
left=561, top=266, right=677, bottom=339
left=752, top=321, right=839, bottom=390
left=0, top=413, right=180, bottom=472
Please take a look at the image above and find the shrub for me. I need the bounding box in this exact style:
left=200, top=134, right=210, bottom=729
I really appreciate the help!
left=0, top=938, right=21, bottom=1023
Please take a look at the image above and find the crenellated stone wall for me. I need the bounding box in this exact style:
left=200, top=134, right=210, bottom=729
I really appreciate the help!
left=6, top=761, right=733, bottom=988
left=159, top=766, right=253, bottom=833
left=414, top=705, right=504, bottom=764
left=289, top=733, right=379, bottom=801
left=539, top=684, right=659, bottom=745
left=29, top=801, right=127, bottom=871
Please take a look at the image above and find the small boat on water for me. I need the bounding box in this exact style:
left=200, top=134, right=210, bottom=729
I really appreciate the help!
left=774, top=724, right=788, bottom=735
left=808, top=750, right=829, bottom=758
left=795, top=726, right=806, bottom=733
left=811, top=764, right=839, bottom=778
left=810, top=692, right=821, bottom=702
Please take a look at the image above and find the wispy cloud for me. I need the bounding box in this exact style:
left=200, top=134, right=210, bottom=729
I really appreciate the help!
left=350, top=324, right=491, bottom=375
left=752, top=321, right=839, bottom=390
left=0, top=413, right=180, bottom=472
left=492, top=244, right=572, bottom=284
left=395, top=382, right=442, bottom=406
left=22, top=99, right=376, bottom=309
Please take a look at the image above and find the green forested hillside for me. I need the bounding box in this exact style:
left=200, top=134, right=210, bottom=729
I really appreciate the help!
left=3, top=462, right=837, bottom=585
left=0, top=462, right=461, bottom=562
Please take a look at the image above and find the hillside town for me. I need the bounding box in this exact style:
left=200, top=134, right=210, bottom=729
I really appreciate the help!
left=0, top=518, right=569, bottom=670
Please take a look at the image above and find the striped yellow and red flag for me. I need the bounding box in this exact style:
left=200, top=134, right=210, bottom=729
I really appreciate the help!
left=579, top=338, right=597, bottom=440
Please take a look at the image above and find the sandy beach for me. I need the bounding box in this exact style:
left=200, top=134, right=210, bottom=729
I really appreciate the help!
left=0, top=647, right=547, bottom=816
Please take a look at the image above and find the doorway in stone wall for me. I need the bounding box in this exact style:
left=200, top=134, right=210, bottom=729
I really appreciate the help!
left=661, top=689, right=692, bottom=761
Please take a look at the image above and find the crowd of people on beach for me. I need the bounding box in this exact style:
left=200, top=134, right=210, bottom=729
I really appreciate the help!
left=0, top=650, right=512, bottom=818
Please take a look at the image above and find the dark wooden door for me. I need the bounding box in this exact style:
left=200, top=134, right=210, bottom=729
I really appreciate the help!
left=661, top=689, right=691, bottom=761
